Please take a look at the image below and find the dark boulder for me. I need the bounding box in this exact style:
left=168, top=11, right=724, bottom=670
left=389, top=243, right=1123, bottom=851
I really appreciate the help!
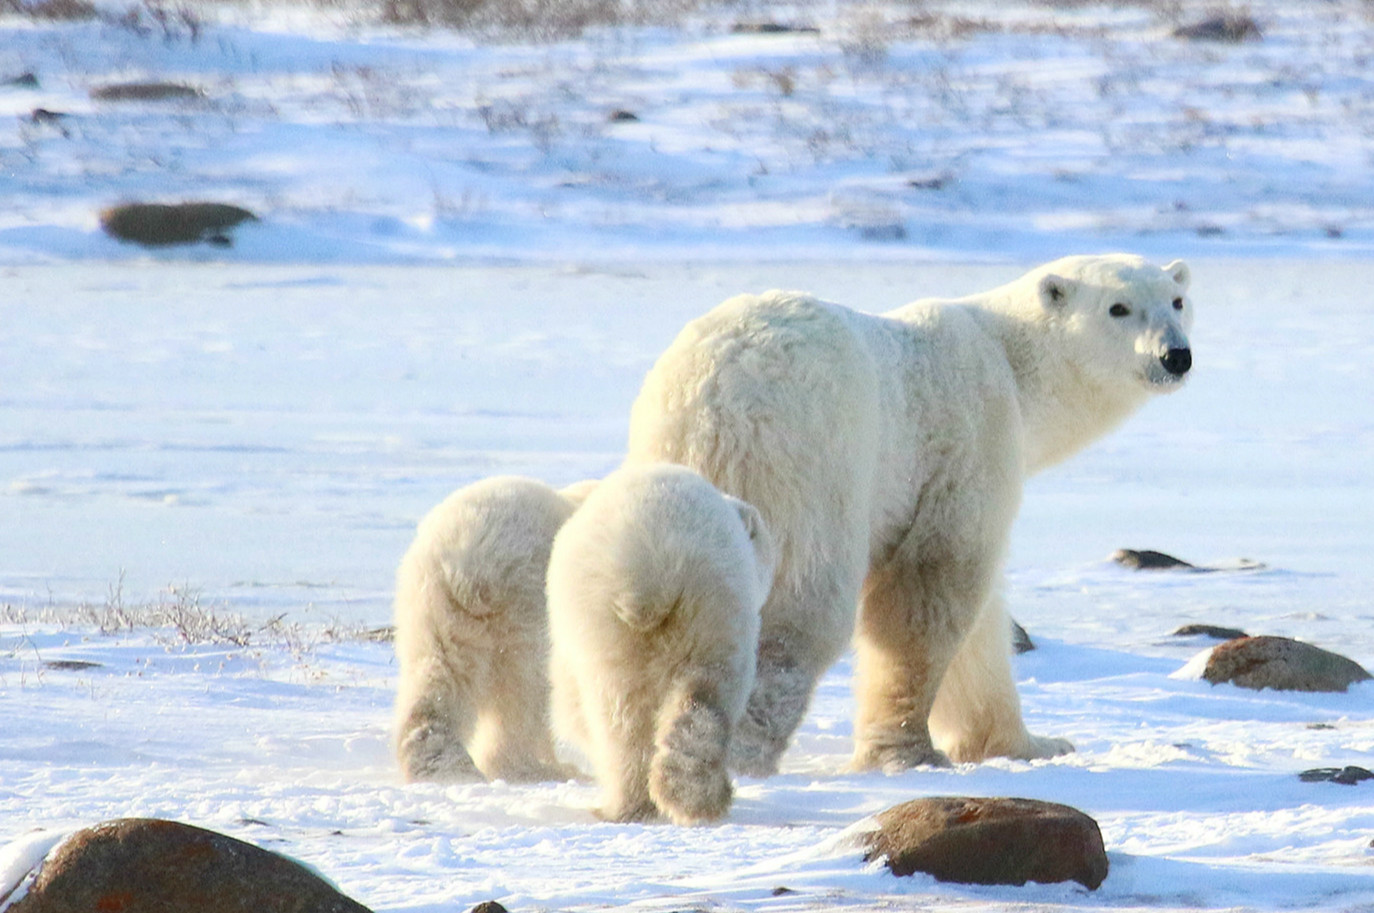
left=862, top=796, right=1108, bottom=890
left=1202, top=636, right=1371, bottom=693
left=1173, top=13, right=1261, bottom=43
left=100, top=202, right=258, bottom=247
left=1299, top=766, right=1373, bottom=786
left=1011, top=619, right=1035, bottom=654
left=1112, top=549, right=1194, bottom=570
left=91, top=81, right=203, bottom=102
left=6, top=818, right=372, bottom=913
left=469, top=903, right=509, bottom=913
left=1173, top=624, right=1248, bottom=640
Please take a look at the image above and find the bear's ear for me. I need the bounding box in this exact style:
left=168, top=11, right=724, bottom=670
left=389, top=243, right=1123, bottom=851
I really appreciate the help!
left=1038, top=273, right=1074, bottom=309
left=727, top=496, right=767, bottom=544
left=1164, top=259, right=1191, bottom=290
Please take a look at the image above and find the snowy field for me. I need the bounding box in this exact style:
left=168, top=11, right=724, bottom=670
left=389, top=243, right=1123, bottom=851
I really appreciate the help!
left=2, top=259, right=1372, bottom=913
left=6, top=0, right=1374, bottom=261
left=3, top=0, right=1374, bottom=911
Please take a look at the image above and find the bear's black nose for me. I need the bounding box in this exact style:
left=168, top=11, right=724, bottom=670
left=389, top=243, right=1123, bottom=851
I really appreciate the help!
left=1161, top=347, right=1192, bottom=376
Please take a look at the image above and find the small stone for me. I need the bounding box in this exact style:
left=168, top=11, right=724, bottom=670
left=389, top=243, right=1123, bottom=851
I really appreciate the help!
left=1112, top=549, right=1194, bottom=570
left=7, top=817, right=372, bottom=913
left=1010, top=619, right=1034, bottom=654
left=730, top=21, right=819, bottom=34
left=1173, top=624, right=1248, bottom=640
left=906, top=174, right=951, bottom=191
left=770, top=886, right=795, bottom=896
left=1203, top=636, right=1372, bottom=693
left=607, top=109, right=639, bottom=123
left=90, top=81, right=203, bottom=102
left=1299, top=766, right=1373, bottom=785
left=1173, top=13, right=1261, bottom=43
left=862, top=796, right=1108, bottom=890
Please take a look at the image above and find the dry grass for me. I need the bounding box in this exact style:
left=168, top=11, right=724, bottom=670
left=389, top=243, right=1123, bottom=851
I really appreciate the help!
left=0, top=579, right=392, bottom=653
left=1, top=0, right=1262, bottom=40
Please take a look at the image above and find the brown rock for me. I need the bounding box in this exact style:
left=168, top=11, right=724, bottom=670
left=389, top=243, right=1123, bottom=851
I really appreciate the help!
left=7, top=818, right=372, bottom=913
left=1202, top=636, right=1372, bottom=693
left=100, top=202, right=258, bottom=247
left=862, top=797, right=1108, bottom=890
left=1173, top=624, right=1248, bottom=640
left=469, top=903, right=509, bottom=913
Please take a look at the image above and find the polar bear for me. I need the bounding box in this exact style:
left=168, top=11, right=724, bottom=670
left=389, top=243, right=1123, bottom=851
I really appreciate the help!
left=626, top=254, right=1194, bottom=775
left=393, top=476, right=594, bottom=783
left=546, top=463, right=775, bottom=824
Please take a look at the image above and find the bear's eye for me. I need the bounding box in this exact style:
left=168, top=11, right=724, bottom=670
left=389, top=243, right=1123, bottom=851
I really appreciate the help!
left=1172, top=297, right=1184, bottom=310
left=1108, top=303, right=1130, bottom=318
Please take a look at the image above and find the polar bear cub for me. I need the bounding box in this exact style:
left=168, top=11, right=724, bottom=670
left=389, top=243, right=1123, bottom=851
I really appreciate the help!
left=547, top=463, right=775, bottom=825
left=393, top=476, right=593, bottom=783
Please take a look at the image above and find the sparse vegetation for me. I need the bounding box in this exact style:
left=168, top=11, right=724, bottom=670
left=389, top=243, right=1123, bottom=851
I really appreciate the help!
left=2, top=0, right=96, bottom=20
left=1, top=580, right=392, bottom=654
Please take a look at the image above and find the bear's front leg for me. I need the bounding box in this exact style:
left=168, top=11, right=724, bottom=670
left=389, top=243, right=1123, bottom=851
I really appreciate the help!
left=928, top=592, right=1074, bottom=763
left=850, top=531, right=1005, bottom=772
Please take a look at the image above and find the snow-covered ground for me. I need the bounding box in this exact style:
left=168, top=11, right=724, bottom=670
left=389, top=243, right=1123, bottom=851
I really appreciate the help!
left=2, top=259, right=1372, bottom=913
left=3, top=1, right=1374, bottom=911
left=6, top=0, right=1374, bottom=262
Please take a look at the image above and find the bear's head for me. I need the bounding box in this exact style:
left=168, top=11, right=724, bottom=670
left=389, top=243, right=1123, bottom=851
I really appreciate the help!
left=1035, top=254, right=1194, bottom=395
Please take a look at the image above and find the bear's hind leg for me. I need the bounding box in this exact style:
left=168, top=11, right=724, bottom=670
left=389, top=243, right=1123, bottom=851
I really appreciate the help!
left=928, top=593, right=1073, bottom=763
left=650, top=679, right=733, bottom=825
left=584, top=688, right=660, bottom=823
left=394, top=659, right=483, bottom=783
left=469, top=626, right=574, bottom=783
left=728, top=636, right=820, bottom=778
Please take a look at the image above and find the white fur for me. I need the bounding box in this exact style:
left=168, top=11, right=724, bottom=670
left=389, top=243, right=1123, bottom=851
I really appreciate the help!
left=392, top=476, right=592, bottom=783
left=626, top=254, right=1194, bottom=774
left=547, top=463, right=775, bottom=824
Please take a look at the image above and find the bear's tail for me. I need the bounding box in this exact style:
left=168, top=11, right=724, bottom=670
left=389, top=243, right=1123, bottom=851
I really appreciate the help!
left=610, top=583, right=682, bottom=632
left=648, top=679, right=733, bottom=826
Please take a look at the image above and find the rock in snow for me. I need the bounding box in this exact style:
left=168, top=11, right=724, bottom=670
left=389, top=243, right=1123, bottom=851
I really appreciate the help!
left=5, top=818, right=372, bottom=913
left=1173, top=624, right=1249, bottom=640
left=1299, top=766, right=1374, bottom=786
left=862, top=797, right=1109, bottom=890
left=1010, top=619, right=1035, bottom=654
left=100, top=202, right=258, bottom=247
left=1203, top=636, right=1373, bottom=693
left=1112, top=549, right=1196, bottom=570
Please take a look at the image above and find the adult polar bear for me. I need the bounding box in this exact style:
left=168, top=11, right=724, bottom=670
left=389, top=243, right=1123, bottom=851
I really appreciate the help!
left=626, top=254, right=1194, bottom=775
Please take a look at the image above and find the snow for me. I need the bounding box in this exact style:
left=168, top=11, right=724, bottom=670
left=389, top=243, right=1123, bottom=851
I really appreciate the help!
left=3, top=1, right=1374, bottom=911
left=6, top=0, right=1374, bottom=262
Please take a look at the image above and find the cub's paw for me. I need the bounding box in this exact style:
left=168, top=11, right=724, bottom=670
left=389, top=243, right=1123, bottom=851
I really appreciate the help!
left=397, top=727, right=483, bottom=784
